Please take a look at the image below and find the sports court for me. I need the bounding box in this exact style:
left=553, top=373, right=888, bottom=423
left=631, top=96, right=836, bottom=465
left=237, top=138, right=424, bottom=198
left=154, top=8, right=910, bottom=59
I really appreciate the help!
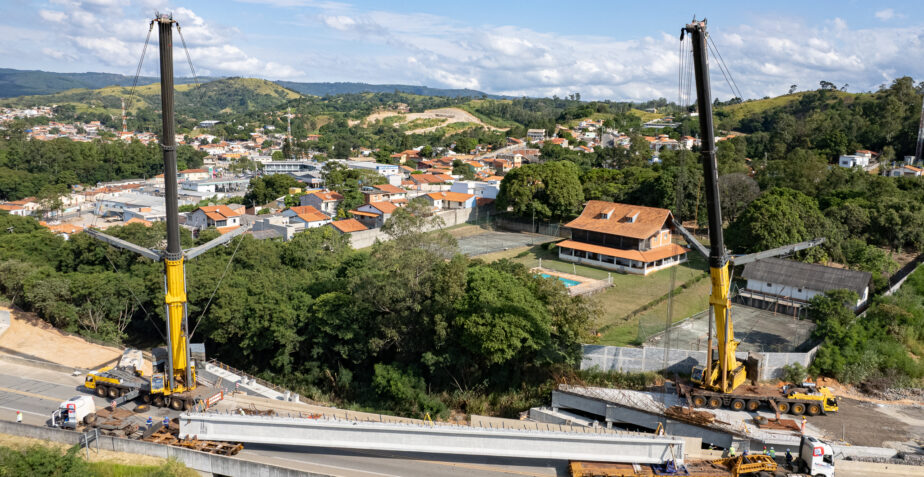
left=644, top=305, right=816, bottom=353
left=456, top=231, right=558, bottom=257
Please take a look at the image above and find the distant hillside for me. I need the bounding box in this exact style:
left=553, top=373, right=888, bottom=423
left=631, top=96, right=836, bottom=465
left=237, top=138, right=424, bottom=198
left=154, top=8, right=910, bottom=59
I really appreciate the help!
left=716, top=90, right=856, bottom=130
left=1, top=77, right=302, bottom=117
left=276, top=80, right=508, bottom=99
left=0, top=68, right=211, bottom=98
left=0, top=68, right=508, bottom=100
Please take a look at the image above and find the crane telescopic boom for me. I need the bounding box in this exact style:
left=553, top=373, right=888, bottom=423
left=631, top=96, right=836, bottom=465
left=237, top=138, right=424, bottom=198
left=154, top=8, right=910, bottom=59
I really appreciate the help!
left=685, top=19, right=745, bottom=394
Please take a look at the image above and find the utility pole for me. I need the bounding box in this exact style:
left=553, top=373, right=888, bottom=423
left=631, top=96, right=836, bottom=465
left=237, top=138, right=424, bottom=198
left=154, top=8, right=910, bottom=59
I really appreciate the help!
left=916, top=89, right=924, bottom=164
left=287, top=107, right=295, bottom=160
left=121, top=98, right=128, bottom=139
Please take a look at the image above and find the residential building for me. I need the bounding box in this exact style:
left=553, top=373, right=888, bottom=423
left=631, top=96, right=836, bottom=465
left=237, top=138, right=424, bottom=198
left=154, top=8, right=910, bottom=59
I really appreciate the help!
left=527, top=129, right=546, bottom=142
left=178, top=168, right=210, bottom=181
left=352, top=201, right=400, bottom=228
left=372, top=184, right=407, bottom=201
left=737, top=257, right=872, bottom=316
left=281, top=205, right=331, bottom=228
left=839, top=150, right=873, bottom=168
left=262, top=160, right=319, bottom=175
left=300, top=190, right=344, bottom=216
left=556, top=201, right=688, bottom=275
left=187, top=205, right=242, bottom=232
left=886, top=165, right=923, bottom=177
left=424, top=191, right=475, bottom=210
left=250, top=215, right=304, bottom=241
left=329, top=218, right=368, bottom=234
left=450, top=181, right=499, bottom=199
left=343, top=160, right=401, bottom=177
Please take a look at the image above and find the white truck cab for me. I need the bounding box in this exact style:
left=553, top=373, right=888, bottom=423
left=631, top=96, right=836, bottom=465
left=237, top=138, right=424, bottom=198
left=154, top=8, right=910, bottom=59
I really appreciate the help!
left=52, top=396, right=96, bottom=429
left=799, top=435, right=835, bottom=477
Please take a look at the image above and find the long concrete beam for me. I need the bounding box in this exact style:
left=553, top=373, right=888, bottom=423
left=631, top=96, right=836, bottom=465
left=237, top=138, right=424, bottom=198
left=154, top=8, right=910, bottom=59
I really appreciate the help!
left=180, top=413, right=685, bottom=464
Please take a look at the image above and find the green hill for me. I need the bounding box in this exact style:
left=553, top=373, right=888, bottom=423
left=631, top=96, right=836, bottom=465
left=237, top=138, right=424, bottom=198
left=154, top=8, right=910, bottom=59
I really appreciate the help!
left=716, top=90, right=856, bottom=130
left=0, top=68, right=210, bottom=98
left=1, top=77, right=302, bottom=117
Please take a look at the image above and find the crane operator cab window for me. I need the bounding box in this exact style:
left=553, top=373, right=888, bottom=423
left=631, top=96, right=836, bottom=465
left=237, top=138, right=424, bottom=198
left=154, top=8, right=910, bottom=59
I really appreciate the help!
left=691, top=366, right=706, bottom=383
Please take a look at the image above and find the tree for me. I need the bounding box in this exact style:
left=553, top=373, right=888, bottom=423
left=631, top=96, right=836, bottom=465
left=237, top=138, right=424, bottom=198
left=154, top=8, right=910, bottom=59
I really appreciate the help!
left=496, top=161, right=584, bottom=221
left=718, top=173, right=759, bottom=222
left=727, top=187, right=837, bottom=260
left=243, top=174, right=301, bottom=205
left=788, top=84, right=798, bottom=95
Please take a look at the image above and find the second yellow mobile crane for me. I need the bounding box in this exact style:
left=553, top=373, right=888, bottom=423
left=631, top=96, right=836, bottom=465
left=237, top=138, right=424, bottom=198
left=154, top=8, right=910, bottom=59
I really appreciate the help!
left=674, top=20, right=837, bottom=416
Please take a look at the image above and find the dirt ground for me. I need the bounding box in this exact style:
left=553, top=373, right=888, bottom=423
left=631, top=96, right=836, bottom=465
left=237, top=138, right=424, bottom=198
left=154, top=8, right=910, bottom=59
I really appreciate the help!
left=808, top=398, right=924, bottom=450
left=0, top=306, right=122, bottom=370
left=363, top=107, right=507, bottom=134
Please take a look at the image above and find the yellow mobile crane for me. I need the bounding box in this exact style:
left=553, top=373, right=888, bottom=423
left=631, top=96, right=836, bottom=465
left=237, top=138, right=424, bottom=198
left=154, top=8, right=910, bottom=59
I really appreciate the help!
left=83, top=13, right=244, bottom=410
left=673, top=20, right=837, bottom=416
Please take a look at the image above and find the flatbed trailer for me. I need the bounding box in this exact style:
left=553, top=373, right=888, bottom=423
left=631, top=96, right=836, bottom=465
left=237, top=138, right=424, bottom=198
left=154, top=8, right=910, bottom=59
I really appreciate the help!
left=570, top=455, right=780, bottom=477
left=677, top=383, right=838, bottom=417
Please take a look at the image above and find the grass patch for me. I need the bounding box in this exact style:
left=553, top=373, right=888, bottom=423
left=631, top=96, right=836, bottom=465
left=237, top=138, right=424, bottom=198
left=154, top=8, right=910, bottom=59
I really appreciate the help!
left=400, top=117, right=447, bottom=131
left=629, top=108, right=662, bottom=122
left=439, top=121, right=480, bottom=135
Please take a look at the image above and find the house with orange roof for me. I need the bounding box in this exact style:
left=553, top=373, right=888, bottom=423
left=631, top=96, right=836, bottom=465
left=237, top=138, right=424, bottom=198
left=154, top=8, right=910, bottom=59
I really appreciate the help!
left=547, top=137, right=568, bottom=147
left=300, top=189, right=344, bottom=216
left=124, top=217, right=153, bottom=227
left=5, top=197, right=40, bottom=214
left=178, top=168, right=210, bottom=181
left=281, top=205, right=331, bottom=228
left=353, top=201, right=402, bottom=228
left=0, top=204, right=27, bottom=216
left=39, top=221, right=84, bottom=239
left=328, top=218, right=368, bottom=234
left=886, top=165, right=923, bottom=177
left=424, top=191, right=475, bottom=210
left=188, top=205, right=242, bottom=231
left=556, top=201, right=688, bottom=275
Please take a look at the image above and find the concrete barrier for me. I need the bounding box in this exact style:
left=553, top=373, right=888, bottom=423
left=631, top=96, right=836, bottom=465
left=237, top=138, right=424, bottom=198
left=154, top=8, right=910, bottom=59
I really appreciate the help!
left=180, top=412, right=686, bottom=464
left=581, top=344, right=820, bottom=380
left=0, top=309, right=9, bottom=339
left=0, top=420, right=330, bottom=477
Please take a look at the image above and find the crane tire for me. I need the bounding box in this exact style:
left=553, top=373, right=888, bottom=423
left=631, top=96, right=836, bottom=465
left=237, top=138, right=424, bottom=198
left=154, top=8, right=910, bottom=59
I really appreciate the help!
left=776, top=402, right=790, bottom=414
left=791, top=403, right=806, bottom=415
left=731, top=399, right=746, bottom=411
left=693, top=396, right=707, bottom=407
left=107, top=387, right=119, bottom=399
left=170, top=398, right=184, bottom=411
left=95, top=386, right=108, bottom=398
left=746, top=400, right=760, bottom=411
left=707, top=397, right=722, bottom=409
left=807, top=403, right=821, bottom=416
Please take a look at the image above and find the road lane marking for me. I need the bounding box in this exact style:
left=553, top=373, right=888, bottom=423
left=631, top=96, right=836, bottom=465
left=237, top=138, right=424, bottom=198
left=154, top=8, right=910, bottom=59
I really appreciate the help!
left=0, top=405, right=49, bottom=417
left=0, top=386, right=65, bottom=403
left=346, top=448, right=554, bottom=476
left=252, top=454, right=403, bottom=477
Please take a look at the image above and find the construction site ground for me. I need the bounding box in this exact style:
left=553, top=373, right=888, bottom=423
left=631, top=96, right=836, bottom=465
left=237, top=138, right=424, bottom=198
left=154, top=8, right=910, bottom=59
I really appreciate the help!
left=0, top=306, right=125, bottom=370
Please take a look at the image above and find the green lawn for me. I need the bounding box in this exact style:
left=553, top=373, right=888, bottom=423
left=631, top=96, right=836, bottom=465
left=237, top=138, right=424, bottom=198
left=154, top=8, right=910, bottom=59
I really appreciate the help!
left=481, top=242, right=711, bottom=346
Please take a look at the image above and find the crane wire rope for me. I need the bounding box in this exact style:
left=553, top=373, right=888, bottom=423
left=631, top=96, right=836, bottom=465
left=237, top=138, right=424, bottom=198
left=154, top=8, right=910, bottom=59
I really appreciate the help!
left=125, top=21, right=155, bottom=114
left=707, top=35, right=743, bottom=101
left=175, top=23, right=205, bottom=104
left=188, top=232, right=245, bottom=341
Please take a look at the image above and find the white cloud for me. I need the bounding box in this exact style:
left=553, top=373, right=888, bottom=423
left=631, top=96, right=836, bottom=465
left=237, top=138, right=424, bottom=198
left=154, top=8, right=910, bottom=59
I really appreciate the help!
left=875, top=8, right=894, bottom=21
left=38, top=10, right=67, bottom=23
left=42, top=47, right=76, bottom=61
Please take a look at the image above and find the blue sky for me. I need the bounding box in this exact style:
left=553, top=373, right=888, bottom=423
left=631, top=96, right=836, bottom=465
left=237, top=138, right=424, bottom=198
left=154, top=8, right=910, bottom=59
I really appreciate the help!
left=2, top=0, right=923, bottom=100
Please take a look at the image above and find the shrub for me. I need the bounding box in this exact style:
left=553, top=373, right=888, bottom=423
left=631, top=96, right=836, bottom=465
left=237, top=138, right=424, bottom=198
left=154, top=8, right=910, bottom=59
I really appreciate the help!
left=781, top=362, right=807, bottom=384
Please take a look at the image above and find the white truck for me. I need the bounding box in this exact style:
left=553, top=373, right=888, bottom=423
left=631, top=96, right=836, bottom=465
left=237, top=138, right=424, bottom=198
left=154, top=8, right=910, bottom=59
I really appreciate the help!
left=51, top=396, right=96, bottom=429
left=795, top=435, right=836, bottom=477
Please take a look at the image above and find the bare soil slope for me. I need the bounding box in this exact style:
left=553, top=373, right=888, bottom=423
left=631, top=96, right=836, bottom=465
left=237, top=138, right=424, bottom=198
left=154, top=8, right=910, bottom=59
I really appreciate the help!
left=0, top=306, right=122, bottom=369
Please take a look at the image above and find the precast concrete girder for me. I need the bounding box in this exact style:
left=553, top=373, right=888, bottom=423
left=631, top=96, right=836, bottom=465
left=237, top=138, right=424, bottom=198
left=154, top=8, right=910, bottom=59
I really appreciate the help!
left=180, top=413, right=684, bottom=464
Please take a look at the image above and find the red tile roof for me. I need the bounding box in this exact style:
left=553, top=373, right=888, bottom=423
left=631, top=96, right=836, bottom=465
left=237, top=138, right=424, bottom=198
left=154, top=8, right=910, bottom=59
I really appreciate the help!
left=564, top=201, right=672, bottom=239
left=556, top=240, right=688, bottom=263
left=349, top=209, right=379, bottom=217
left=287, top=205, right=329, bottom=223
left=198, top=205, right=242, bottom=219
left=0, top=204, right=24, bottom=211
left=374, top=184, right=406, bottom=194
left=216, top=225, right=241, bottom=235
left=124, top=217, right=153, bottom=227
left=330, top=218, right=367, bottom=233
left=368, top=201, right=398, bottom=214
left=310, top=190, right=344, bottom=202
left=426, top=191, right=474, bottom=203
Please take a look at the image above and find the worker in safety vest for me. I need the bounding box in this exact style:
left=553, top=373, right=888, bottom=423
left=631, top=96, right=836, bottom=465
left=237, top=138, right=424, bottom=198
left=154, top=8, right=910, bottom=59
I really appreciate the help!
left=801, top=415, right=807, bottom=433
left=16, top=411, right=22, bottom=423
left=146, top=416, right=153, bottom=429
left=769, top=447, right=776, bottom=458
left=785, top=449, right=793, bottom=469
left=163, top=416, right=170, bottom=427
left=728, top=444, right=736, bottom=457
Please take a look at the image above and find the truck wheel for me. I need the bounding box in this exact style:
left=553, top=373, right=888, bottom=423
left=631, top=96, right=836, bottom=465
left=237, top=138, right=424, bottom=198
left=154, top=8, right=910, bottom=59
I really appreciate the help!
left=707, top=397, right=722, bottom=409
left=791, top=403, right=806, bottom=415
left=142, top=393, right=152, bottom=404
left=776, top=402, right=790, bottom=414
left=84, top=413, right=97, bottom=425
left=107, top=387, right=119, bottom=399
left=95, top=386, right=108, bottom=398
left=693, top=396, right=707, bottom=407
left=170, top=398, right=184, bottom=411
left=183, top=399, right=192, bottom=411
left=807, top=403, right=821, bottom=416
left=731, top=399, right=745, bottom=411
left=746, top=400, right=760, bottom=411
left=153, top=395, right=165, bottom=407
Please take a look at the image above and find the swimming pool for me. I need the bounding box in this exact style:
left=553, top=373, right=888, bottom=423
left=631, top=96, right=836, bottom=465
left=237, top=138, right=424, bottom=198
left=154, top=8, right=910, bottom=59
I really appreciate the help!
left=540, top=273, right=581, bottom=288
